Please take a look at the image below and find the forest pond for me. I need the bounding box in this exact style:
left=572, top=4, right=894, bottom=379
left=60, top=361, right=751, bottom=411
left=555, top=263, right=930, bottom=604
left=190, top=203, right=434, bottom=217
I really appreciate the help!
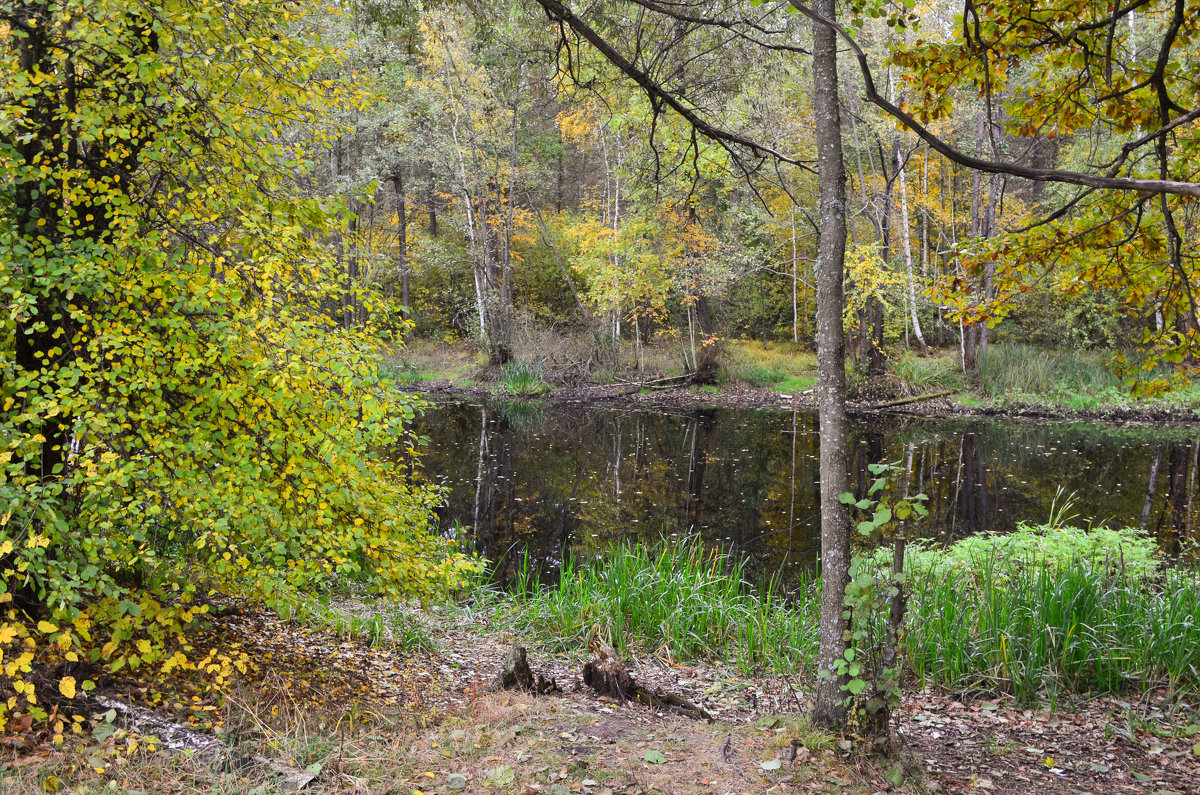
left=413, top=395, right=1200, bottom=581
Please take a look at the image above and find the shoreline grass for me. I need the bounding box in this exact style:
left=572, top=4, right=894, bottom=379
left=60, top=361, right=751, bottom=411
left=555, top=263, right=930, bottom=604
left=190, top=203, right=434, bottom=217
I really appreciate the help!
left=389, top=337, right=1200, bottom=416
left=498, top=539, right=820, bottom=674
left=492, top=529, right=1200, bottom=702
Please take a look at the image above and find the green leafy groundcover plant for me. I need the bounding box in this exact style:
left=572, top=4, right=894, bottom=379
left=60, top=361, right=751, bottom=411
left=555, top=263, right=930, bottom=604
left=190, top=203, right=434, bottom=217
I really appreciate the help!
left=0, top=0, right=478, bottom=735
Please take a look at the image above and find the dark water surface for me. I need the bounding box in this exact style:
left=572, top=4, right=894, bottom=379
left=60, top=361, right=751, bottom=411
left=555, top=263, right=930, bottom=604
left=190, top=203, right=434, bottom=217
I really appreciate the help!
left=412, top=396, right=1200, bottom=579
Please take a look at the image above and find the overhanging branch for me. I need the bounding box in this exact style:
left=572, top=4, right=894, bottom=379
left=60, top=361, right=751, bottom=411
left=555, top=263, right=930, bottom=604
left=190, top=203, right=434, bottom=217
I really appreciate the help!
left=786, top=1, right=1200, bottom=198
left=534, top=0, right=815, bottom=174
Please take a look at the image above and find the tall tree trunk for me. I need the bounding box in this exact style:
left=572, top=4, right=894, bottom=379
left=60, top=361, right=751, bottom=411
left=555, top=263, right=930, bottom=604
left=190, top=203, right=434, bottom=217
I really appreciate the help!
left=792, top=205, right=800, bottom=344
left=12, top=1, right=68, bottom=486
left=897, top=147, right=928, bottom=351
left=392, top=173, right=410, bottom=321
left=692, top=292, right=718, bottom=382
left=811, top=0, right=852, bottom=730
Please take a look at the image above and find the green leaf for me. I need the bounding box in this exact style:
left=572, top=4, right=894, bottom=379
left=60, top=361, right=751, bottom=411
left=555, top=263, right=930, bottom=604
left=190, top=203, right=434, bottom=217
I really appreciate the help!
left=492, top=764, right=515, bottom=785
left=644, top=749, right=667, bottom=764
left=846, top=678, right=868, bottom=695
left=838, top=492, right=857, bottom=505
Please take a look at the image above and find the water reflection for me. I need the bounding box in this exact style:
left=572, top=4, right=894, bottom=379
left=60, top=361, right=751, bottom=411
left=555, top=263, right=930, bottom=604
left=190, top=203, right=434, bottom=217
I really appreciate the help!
left=412, top=396, right=1200, bottom=579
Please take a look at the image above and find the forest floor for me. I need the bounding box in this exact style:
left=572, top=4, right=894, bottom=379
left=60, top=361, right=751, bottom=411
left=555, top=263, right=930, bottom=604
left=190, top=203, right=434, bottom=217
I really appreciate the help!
left=392, top=339, right=1200, bottom=425
left=6, top=599, right=1200, bottom=794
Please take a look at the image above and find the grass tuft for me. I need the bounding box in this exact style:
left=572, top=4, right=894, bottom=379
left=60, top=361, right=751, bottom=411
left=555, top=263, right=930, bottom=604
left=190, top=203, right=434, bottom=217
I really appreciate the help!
left=890, top=351, right=967, bottom=395
left=977, top=343, right=1123, bottom=405
left=492, top=359, right=549, bottom=396
left=499, top=539, right=819, bottom=675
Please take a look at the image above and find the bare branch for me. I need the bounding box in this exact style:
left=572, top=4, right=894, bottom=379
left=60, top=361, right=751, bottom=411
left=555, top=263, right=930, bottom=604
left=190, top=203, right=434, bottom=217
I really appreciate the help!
left=534, top=0, right=815, bottom=174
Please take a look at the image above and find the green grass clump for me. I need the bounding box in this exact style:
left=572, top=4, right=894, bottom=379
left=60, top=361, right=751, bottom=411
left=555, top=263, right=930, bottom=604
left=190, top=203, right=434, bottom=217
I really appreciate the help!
left=977, top=343, right=1125, bottom=406
left=498, top=525, right=1200, bottom=701
left=905, top=558, right=1200, bottom=701
left=492, top=359, right=548, bottom=395
left=720, top=340, right=817, bottom=390
left=890, top=351, right=967, bottom=394
left=500, top=540, right=819, bottom=674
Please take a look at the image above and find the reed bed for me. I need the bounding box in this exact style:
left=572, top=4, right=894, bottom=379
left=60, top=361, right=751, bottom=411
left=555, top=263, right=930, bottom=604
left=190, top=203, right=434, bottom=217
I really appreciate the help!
left=498, top=529, right=1200, bottom=701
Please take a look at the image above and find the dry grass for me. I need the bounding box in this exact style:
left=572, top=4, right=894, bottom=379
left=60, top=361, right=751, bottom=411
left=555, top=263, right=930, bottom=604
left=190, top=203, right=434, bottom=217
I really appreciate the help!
left=2, top=692, right=882, bottom=794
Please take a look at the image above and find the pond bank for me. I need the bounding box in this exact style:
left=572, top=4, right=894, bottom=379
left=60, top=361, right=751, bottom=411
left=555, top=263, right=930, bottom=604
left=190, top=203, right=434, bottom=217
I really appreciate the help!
left=416, top=377, right=1200, bottom=426
left=8, top=590, right=1197, bottom=794
left=392, top=339, right=1200, bottom=427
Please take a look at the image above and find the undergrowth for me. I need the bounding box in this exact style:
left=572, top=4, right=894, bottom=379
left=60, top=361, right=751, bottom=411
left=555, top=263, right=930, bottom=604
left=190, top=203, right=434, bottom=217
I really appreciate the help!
left=497, top=540, right=820, bottom=675
left=496, top=525, right=1200, bottom=702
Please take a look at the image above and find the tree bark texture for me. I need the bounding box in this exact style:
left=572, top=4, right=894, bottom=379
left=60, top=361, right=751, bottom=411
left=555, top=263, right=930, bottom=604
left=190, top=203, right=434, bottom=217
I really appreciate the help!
left=810, top=0, right=852, bottom=730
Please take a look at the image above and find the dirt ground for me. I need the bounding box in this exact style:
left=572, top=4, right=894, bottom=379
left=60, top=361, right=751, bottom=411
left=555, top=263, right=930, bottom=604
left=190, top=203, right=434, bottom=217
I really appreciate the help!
left=4, top=604, right=1198, bottom=794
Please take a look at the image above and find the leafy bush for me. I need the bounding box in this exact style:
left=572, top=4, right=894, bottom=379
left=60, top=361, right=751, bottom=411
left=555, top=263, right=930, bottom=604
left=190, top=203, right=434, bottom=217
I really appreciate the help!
left=895, top=523, right=1161, bottom=581
left=0, top=0, right=477, bottom=734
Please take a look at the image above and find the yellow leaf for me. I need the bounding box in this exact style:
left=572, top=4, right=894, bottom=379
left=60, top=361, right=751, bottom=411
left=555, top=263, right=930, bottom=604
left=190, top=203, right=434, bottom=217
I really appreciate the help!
left=37, top=620, right=58, bottom=635
left=58, top=676, right=76, bottom=699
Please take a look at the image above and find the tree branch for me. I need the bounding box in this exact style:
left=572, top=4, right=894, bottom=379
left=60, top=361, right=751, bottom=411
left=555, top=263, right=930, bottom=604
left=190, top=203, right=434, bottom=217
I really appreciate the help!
left=786, top=1, right=1200, bottom=198
left=535, top=0, right=815, bottom=173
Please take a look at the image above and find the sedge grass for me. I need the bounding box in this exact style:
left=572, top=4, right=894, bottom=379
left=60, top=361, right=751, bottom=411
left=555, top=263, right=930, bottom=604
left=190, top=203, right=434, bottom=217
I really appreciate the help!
left=500, top=539, right=819, bottom=675
left=498, top=529, right=1200, bottom=702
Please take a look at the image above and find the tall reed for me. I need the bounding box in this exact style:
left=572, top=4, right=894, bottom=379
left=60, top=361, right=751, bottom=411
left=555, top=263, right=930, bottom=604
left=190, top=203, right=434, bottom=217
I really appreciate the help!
left=504, top=540, right=819, bottom=674
left=500, top=530, right=1200, bottom=701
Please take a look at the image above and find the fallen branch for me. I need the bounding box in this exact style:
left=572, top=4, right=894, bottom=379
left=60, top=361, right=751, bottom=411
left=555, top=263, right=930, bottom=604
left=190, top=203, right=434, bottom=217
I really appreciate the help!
left=86, top=694, right=317, bottom=791
left=582, top=646, right=712, bottom=721
left=613, top=373, right=693, bottom=388
left=863, top=389, right=957, bottom=411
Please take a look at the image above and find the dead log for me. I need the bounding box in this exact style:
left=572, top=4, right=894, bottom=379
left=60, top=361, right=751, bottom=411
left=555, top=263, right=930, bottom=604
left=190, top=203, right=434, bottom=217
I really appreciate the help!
left=862, top=389, right=958, bottom=411
left=489, top=645, right=560, bottom=694
left=581, top=646, right=712, bottom=721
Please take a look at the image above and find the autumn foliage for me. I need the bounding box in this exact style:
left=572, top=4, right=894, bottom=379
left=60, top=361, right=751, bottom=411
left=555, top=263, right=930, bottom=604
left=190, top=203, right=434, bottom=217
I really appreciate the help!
left=0, top=0, right=477, bottom=735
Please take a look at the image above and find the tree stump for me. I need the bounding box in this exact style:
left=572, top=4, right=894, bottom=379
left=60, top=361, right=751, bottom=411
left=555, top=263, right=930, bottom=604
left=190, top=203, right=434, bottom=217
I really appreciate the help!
left=581, top=645, right=637, bottom=701
left=581, top=645, right=712, bottom=721
left=490, top=645, right=535, bottom=692
left=489, top=645, right=561, bottom=694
